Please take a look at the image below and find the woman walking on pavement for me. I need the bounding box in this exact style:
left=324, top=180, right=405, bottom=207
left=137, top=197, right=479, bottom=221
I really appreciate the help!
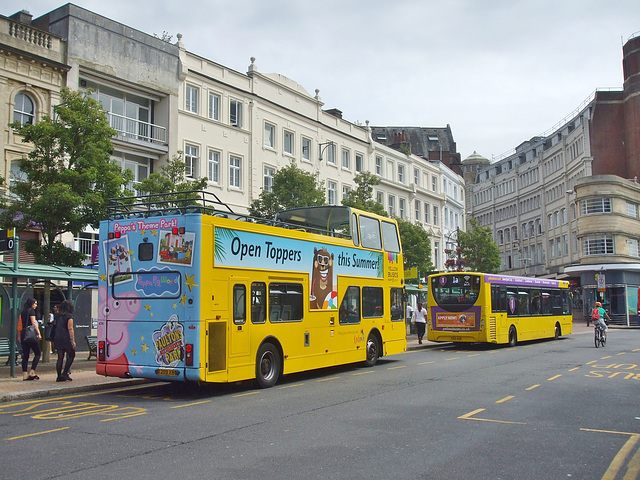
left=19, top=298, right=41, bottom=381
left=415, top=302, right=427, bottom=344
left=54, top=299, right=76, bottom=382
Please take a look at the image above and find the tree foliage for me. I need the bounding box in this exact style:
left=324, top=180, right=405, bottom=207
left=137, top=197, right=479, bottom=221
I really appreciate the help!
left=0, top=87, right=129, bottom=266
left=457, top=218, right=501, bottom=273
left=341, top=172, right=386, bottom=216
left=397, top=218, right=434, bottom=281
left=136, top=151, right=208, bottom=206
left=248, top=161, right=325, bottom=219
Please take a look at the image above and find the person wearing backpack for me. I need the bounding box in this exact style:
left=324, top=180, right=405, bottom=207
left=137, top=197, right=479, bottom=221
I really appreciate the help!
left=592, top=301, right=610, bottom=340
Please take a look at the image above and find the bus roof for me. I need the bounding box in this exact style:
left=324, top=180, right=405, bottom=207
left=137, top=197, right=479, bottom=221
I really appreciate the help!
left=430, top=272, right=568, bottom=288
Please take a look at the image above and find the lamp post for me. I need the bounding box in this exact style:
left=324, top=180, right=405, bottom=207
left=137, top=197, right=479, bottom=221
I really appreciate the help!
left=318, top=141, right=335, bottom=162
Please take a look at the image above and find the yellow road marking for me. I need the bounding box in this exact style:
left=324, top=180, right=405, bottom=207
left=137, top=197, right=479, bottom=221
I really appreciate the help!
left=617, top=352, right=626, bottom=356
left=458, top=408, right=526, bottom=425
left=316, top=377, right=339, bottom=382
left=388, top=365, right=406, bottom=370
left=232, top=391, right=260, bottom=398
left=353, top=370, right=374, bottom=376
left=6, top=427, right=69, bottom=441
left=418, top=361, right=435, bottom=365
left=547, top=375, right=562, bottom=381
left=587, top=360, right=597, bottom=365
left=467, top=354, right=480, bottom=357
left=496, top=396, right=514, bottom=404
left=278, top=383, right=304, bottom=390
left=170, top=400, right=212, bottom=409
left=601, top=356, right=612, bottom=360
left=459, top=408, right=485, bottom=419
left=445, top=357, right=459, bottom=361
left=569, top=367, right=580, bottom=372
left=525, top=384, right=540, bottom=391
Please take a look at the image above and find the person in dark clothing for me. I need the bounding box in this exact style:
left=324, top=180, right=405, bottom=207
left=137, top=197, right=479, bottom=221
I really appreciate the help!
left=54, top=299, right=76, bottom=382
left=19, top=298, right=41, bottom=381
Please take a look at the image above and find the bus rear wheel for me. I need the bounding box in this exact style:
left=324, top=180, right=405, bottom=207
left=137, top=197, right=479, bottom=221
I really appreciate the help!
left=255, top=342, right=281, bottom=388
left=508, top=326, right=517, bottom=347
left=365, top=334, right=380, bottom=367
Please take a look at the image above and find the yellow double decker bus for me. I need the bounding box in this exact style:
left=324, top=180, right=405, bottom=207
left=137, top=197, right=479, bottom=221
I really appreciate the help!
left=97, top=192, right=406, bottom=387
left=426, top=272, right=572, bottom=345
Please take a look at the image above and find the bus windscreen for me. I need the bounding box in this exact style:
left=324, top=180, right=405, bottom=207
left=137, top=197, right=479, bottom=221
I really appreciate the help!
left=430, top=274, right=481, bottom=312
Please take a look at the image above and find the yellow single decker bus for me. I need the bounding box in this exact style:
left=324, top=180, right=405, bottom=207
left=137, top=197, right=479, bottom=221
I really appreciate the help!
left=97, top=192, right=406, bottom=387
left=426, top=272, right=572, bottom=345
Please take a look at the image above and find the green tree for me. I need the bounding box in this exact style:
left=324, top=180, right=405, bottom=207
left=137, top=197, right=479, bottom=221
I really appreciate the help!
left=397, top=218, right=434, bottom=282
left=249, top=161, right=325, bottom=219
left=457, top=218, right=501, bottom=273
left=1, top=87, right=130, bottom=266
left=136, top=151, right=208, bottom=207
left=341, top=172, right=386, bottom=216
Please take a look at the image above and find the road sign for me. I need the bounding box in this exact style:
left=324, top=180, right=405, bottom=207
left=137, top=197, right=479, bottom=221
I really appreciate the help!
left=0, top=229, right=15, bottom=253
left=597, top=273, right=606, bottom=292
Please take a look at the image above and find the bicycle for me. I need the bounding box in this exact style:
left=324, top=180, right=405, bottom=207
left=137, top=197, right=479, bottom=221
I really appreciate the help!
left=594, top=323, right=606, bottom=348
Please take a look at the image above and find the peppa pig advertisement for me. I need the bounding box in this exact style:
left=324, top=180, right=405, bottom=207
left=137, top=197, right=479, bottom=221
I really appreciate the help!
left=97, top=215, right=201, bottom=381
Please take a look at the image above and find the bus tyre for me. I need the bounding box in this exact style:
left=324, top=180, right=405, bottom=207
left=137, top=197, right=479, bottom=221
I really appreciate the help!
left=255, top=343, right=281, bottom=388
left=365, top=334, right=380, bottom=367
left=508, top=326, right=517, bottom=347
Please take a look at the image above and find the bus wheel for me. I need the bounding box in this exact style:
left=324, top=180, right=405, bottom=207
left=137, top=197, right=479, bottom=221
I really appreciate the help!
left=508, top=326, right=517, bottom=347
left=255, top=343, right=281, bottom=388
left=365, top=334, right=380, bottom=367
left=554, top=322, right=561, bottom=339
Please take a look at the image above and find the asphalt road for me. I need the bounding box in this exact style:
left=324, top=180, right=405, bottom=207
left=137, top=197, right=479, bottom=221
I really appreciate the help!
left=1, top=328, right=638, bottom=480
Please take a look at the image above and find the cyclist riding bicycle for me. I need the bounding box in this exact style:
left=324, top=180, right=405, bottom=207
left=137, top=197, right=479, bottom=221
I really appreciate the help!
left=592, top=302, right=610, bottom=340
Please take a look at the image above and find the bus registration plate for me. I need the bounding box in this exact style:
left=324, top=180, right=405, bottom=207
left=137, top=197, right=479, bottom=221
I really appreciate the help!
left=155, top=368, right=179, bottom=377
left=450, top=336, right=462, bottom=341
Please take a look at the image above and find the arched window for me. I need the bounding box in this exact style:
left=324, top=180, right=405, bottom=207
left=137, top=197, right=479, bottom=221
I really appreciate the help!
left=14, top=92, right=35, bottom=125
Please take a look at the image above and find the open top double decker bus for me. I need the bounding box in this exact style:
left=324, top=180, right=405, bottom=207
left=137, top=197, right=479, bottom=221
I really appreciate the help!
left=426, top=272, right=572, bottom=346
left=97, top=191, right=406, bottom=387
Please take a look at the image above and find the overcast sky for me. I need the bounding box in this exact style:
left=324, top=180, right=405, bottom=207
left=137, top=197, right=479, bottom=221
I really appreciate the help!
left=6, top=0, right=640, bottom=161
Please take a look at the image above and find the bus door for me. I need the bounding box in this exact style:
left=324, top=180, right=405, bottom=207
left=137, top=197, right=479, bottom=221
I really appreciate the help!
left=230, top=281, right=250, bottom=358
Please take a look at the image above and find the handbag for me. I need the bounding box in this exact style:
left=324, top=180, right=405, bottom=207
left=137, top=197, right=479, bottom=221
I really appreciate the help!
left=23, top=324, right=38, bottom=344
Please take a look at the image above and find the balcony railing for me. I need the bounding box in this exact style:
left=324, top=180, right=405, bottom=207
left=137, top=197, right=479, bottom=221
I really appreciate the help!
left=107, top=112, right=167, bottom=145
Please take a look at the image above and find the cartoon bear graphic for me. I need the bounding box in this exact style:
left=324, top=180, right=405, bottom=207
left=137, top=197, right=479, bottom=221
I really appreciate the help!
left=310, top=247, right=334, bottom=309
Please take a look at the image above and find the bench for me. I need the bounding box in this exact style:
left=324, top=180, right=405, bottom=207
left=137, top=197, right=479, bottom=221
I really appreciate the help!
left=0, top=337, right=20, bottom=365
left=85, top=335, right=97, bottom=361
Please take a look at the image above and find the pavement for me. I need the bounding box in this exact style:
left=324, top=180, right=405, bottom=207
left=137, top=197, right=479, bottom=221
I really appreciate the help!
left=0, top=320, right=631, bottom=403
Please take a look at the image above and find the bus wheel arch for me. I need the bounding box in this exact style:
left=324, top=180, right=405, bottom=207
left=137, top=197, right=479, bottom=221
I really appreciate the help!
left=554, top=322, right=561, bottom=339
left=365, top=329, right=382, bottom=367
left=255, top=338, right=283, bottom=388
left=508, top=326, right=517, bottom=347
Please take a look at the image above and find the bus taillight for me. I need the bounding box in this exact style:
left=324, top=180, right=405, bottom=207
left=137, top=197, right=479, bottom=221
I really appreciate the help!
left=185, top=344, right=193, bottom=366
left=98, top=340, right=105, bottom=362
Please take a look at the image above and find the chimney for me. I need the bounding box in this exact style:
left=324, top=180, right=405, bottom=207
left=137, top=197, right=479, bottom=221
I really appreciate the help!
left=10, top=10, right=33, bottom=25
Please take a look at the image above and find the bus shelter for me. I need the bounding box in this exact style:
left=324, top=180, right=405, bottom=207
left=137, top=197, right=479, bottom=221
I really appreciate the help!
left=0, top=260, right=99, bottom=377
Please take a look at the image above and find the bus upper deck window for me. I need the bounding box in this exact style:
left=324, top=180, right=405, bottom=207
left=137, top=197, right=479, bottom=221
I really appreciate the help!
left=351, top=214, right=359, bottom=247
left=139, top=241, right=154, bottom=261
left=381, top=221, right=400, bottom=253
left=359, top=215, right=381, bottom=250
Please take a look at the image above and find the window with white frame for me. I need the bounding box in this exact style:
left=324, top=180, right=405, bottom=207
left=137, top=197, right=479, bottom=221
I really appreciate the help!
left=424, top=202, right=430, bottom=224
left=355, top=153, right=363, bottom=172
left=229, top=155, right=241, bottom=188
left=433, top=206, right=438, bottom=225
left=302, top=137, right=311, bottom=162
left=563, top=234, right=569, bottom=255
left=399, top=198, right=406, bottom=219
left=582, top=235, right=614, bottom=255
left=629, top=238, right=640, bottom=257
left=113, top=152, right=150, bottom=194
left=581, top=198, right=612, bottom=215
left=284, top=130, right=294, bottom=155
left=388, top=195, right=396, bottom=217
left=13, top=92, right=35, bottom=125
left=208, top=150, right=220, bottom=184
left=264, top=166, right=275, bottom=192
left=186, top=85, right=199, bottom=114
left=627, top=202, right=638, bottom=218
left=327, top=181, right=337, bottom=205
left=208, top=92, right=220, bottom=120
left=326, top=144, right=336, bottom=164
left=432, top=176, right=437, bottom=192
left=75, top=231, right=100, bottom=257
left=230, top=99, right=243, bottom=127
left=342, top=184, right=351, bottom=200
left=562, top=208, right=567, bottom=224
left=342, top=149, right=350, bottom=170
left=414, top=168, right=419, bottom=185
left=375, top=156, right=382, bottom=175
left=398, top=164, right=405, bottom=184
left=264, top=123, right=275, bottom=148
left=376, top=192, right=384, bottom=207
left=415, top=200, right=421, bottom=222
left=185, top=144, right=199, bottom=178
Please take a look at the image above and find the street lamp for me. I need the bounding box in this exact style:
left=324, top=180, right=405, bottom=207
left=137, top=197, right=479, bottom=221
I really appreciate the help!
left=318, top=141, right=335, bottom=162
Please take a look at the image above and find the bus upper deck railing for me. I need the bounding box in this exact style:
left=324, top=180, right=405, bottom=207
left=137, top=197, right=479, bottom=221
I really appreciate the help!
left=107, top=190, right=352, bottom=240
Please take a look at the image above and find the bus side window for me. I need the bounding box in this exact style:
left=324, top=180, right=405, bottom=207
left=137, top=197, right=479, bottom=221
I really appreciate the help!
left=362, top=286, right=383, bottom=317
left=339, top=286, right=360, bottom=325
left=541, top=291, right=552, bottom=315
left=269, top=283, right=303, bottom=322
left=359, top=216, right=382, bottom=250
left=530, top=289, right=542, bottom=315
left=251, top=282, right=266, bottom=324
left=138, top=242, right=154, bottom=261
left=506, top=287, right=518, bottom=316
left=233, top=284, right=246, bottom=325
left=390, top=287, right=404, bottom=321
left=562, top=290, right=571, bottom=315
